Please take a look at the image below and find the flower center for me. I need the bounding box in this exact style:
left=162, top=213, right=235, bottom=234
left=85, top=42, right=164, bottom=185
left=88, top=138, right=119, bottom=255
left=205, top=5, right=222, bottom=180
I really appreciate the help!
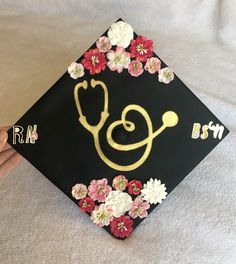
left=164, top=71, right=171, bottom=78
left=117, top=221, right=127, bottom=231
left=133, top=63, right=140, bottom=72
left=98, top=185, right=105, bottom=194
left=91, top=56, right=99, bottom=66
left=82, top=201, right=88, bottom=208
left=98, top=211, right=108, bottom=221
left=131, top=183, right=140, bottom=192
left=114, top=55, right=121, bottom=63
left=136, top=43, right=148, bottom=55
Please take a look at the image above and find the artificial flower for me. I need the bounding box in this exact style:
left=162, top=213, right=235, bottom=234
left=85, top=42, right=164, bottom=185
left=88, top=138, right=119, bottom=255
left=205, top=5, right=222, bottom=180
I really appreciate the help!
left=67, top=62, right=84, bottom=79
left=141, top=178, right=167, bottom=204
left=107, top=21, right=134, bottom=48
left=128, top=60, right=143, bottom=77
left=158, top=67, right=174, bottom=84
left=130, top=35, right=153, bottom=62
left=90, top=204, right=114, bottom=227
left=106, top=47, right=131, bottom=73
left=144, top=57, right=161, bottom=74
left=88, top=178, right=112, bottom=202
left=78, top=197, right=95, bottom=212
left=128, top=179, right=142, bottom=195
left=96, top=36, right=112, bottom=53
left=105, top=190, right=132, bottom=217
left=112, top=175, right=128, bottom=191
left=71, top=183, right=88, bottom=200
left=129, top=196, right=150, bottom=219
left=110, top=215, right=133, bottom=238
left=81, top=48, right=106, bottom=75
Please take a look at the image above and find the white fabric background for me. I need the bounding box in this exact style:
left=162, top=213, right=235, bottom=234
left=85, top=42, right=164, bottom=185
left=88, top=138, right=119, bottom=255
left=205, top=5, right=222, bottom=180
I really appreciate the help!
left=0, top=1, right=236, bottom=263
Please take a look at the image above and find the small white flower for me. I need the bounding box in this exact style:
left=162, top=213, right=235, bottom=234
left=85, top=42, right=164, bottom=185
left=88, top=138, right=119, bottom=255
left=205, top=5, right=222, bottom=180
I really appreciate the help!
left=68, top=62, right=84, bottom=79
left=158, top=67, right=174, bottom=84
left=108, top=21, right=134, bottom=48
left=141, top=178, right=167, bottom=204
left=71, top=183, right=87, bottom=200
left=105, top=190, right=132, bottom=217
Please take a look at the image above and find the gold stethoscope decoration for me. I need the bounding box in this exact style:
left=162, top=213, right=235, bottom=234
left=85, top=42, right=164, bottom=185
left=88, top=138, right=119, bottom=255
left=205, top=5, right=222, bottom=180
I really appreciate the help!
left=74, top=79, right=179, bottom=171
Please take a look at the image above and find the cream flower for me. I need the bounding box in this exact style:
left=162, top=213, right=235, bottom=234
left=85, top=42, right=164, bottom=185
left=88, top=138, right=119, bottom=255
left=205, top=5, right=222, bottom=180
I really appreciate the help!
left=90, top=204, right=113, bottom=227
left=106, top=47, right=131, bottom=73
left=68, top=62, right=84, bottom=79
left=71, top=183, right=87, bottom=200
left=158, top=67, right=174, bottom=84
left=107, top=21, right=134, bottom=48
left=141, top=178, right=167, bottom=204
left=105, top=190, right=132, bottom=217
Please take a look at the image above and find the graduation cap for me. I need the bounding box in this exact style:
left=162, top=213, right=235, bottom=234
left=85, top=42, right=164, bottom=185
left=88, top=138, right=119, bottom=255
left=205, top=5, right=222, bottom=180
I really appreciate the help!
left=7, top=19, right=229, bottom=239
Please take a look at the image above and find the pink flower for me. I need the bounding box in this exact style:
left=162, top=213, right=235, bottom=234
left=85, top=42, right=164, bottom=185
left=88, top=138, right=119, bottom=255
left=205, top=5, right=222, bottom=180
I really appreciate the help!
left=144, top=57, right=161, bottom=74
left=128, top=60, right=143, bottom=77
left=110, top=215, right=133, bottom=238
left=81, top=48, right=107, bottom=75
left=88, top=178, right=112, bottom=202
left=129, top=196, right=150, bottom=219
left=96, top=36, right=112, bottom=53
left=106, top=47, right=131, bottom=73
left=79, top=197, right=95, bottom=212
left=71, top=183, right=88, bottom=200
left=112, top=175, right=128, bottom=191
left=130, top=35, right=154, bottom=62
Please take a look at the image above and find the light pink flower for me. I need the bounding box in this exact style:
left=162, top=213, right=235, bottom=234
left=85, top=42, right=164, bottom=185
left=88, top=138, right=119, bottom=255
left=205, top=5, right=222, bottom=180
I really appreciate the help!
left=144, top=57, right=161, bottom=74
left=88, top=178, right=112, bottom=202
left=96, top=36, right=112, bottom=53
left=129, top=196, right=150, bottom=219
left=91, top=204, right=114, bottom=227
left=71, top=183, right=88, bottom=200
left=106, top=47, right=131, bottom=73
left=112, top=175, right=128, bottom=191
left=128, top=60, right=144, bottom=77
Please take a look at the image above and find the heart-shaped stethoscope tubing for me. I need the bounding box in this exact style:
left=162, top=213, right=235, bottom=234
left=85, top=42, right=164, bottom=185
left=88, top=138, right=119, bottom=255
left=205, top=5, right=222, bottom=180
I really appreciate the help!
left=74, top=79, right=179, bottom=171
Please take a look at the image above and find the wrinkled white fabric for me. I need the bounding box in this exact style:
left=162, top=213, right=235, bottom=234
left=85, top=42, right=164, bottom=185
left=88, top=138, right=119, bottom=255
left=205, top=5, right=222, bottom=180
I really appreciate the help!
left=0, top=1, right=235, bottom=263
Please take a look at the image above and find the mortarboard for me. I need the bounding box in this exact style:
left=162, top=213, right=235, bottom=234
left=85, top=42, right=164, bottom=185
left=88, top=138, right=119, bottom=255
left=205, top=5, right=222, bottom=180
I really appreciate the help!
left=7, top=19, right=229, bottom=239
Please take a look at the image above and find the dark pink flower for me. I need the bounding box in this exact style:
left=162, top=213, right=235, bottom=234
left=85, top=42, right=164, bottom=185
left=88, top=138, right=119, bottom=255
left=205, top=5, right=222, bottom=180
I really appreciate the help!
left=110, top=215, right=133, bottom=238
left=81, top=48, right=107, bottom=75
left=128, top=180, right=143, bottom=195
left=130, top=35, right=153, bottom=62
left=78, top=197, right=95, bottom=212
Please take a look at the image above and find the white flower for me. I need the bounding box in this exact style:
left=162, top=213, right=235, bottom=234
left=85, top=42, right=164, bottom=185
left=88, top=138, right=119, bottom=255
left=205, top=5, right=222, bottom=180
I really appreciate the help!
left=71, top=183, right=87, bottom=200
left=105, top=190, right=132, bottom=217
left=107, top=47, right=131, bottom=73
left=141, top=178, right=167, bottom=204
left=158, top=67, right=174, bottom=84
left=107, top=21, right=134, bottom=48
left=90, top=204, right=113, bottom=227
left=68, top=62, right=84, bottom=79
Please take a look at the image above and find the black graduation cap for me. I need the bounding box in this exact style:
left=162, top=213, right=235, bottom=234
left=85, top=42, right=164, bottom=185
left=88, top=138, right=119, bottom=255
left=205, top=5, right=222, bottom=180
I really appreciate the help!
left=7, top=19, right=229, bottom=239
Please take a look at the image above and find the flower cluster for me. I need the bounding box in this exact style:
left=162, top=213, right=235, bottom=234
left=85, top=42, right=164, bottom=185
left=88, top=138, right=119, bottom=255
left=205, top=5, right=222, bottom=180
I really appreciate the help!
left=68, top=21, right=174, bottom=84
left=71, top=175, right=167, bottom=238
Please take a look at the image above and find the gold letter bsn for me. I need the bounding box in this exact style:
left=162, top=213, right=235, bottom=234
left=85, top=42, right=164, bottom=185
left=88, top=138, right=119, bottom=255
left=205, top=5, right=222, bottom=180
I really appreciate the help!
left=74, top=79, right=178, bottom=171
